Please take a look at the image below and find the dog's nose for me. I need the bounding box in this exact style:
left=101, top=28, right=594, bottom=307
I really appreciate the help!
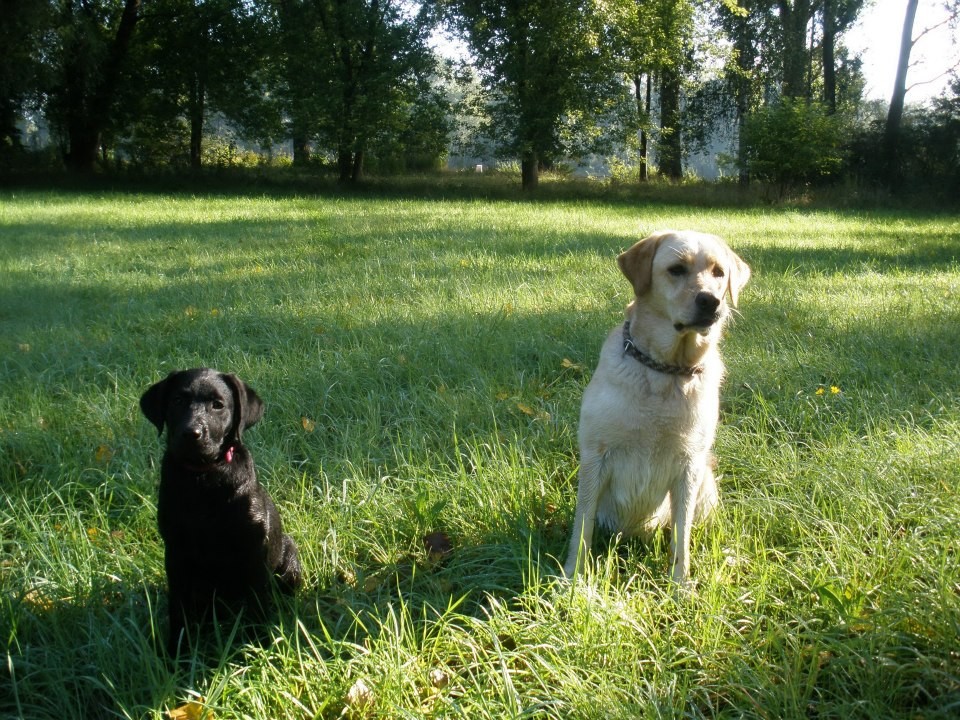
left=183, top=426, right=203, bottom=440
left=695, top=292, right=721, bottom=313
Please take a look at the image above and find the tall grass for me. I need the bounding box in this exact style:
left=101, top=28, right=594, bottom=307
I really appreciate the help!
left=1, top=188, right=958, bottom=718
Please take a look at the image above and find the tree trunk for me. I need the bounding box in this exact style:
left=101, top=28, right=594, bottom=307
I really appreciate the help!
left=337, top=146, right=353, bottom=183
left=658, top=67, right=682, bottom=181
left=292, top=136, right=311, bottom=166
left=65, top=122, right=101, bottom=173
left=737, top=111, right=750, bottom=187
left=634, top=73, right=650, bottom=182
left=351, top=147, right=364, bottom=181
left=884, top=0, right=919, bottom=189
left=822, top=0, right=837, bottom=113
left=64, top=0, right=141, bottom=173
left=778, top=0, right=811, bottom=99
left=189, top=74, right=204, bottom=170
left=732, top=16, right=753, bottom=186
left=521, top=150, right=539, bottom=191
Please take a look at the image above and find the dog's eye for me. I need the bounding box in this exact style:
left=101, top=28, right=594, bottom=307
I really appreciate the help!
left=712, top=266, right=726, bottom=278
left=667, top=264, right=687, bottom=277
left=211, top=399, right=226, bottom=410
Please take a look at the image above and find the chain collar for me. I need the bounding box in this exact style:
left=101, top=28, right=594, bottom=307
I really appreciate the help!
left=622, top=321, right=703, bottom=377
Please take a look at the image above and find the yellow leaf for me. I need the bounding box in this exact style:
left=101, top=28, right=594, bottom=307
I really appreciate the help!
left=166, top=699, right=211, bottom=720
left=560, top=358, right=584, bottom=372
left=22, top=588, right=55, bottom=612
left=495, top=391, right=510, bottom=401
left=516, top=402, right=535, bottom=416
left=301, top=416, right=316, bottom=432
left=95, top=444, right=114, bottom=464
left=17, top=343, right=30, bottom=352
left=184, top=306, right=197, bottom=317
left=209, top=308, right=220, bottom=317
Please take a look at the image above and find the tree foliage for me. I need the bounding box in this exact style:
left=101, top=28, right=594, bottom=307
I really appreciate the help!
left=1, top=0, right=957, bottom=199
left=35, top=0, right=142, bottom=172
left=268, top=0, right=446, bottom=181
left=433, top=0, right=618, bottom=189
left=741, top=97, right=846, bottom=195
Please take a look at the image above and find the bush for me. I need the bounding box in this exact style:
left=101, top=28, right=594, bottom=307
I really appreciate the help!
left=742, top=98, right=847, bottom=197
left=849, top=80, right=960, bottom=202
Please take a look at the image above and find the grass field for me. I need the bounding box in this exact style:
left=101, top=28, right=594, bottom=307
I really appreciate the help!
left=1, top=187, right=959, bottom=719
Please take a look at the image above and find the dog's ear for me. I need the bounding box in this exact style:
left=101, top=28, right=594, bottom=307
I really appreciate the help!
left=222, top=373, right=264, bottom=441
left=140, top=374, right=173, bottom=435
left=725, top=248, right=751, bottom=307
left=617, top=232, right=665, bottom=296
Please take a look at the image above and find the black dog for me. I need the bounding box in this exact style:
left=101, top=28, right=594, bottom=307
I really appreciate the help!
left=140, top=368, right=302, bottom=655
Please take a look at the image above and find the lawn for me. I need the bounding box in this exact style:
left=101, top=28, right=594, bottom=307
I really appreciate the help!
left=1, top=188, right=958, bottom=719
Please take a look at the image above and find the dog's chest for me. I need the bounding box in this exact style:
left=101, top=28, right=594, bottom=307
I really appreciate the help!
left=158, top=473, right=266, bottom=556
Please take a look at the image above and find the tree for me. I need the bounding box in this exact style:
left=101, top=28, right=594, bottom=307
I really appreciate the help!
left=715, top=0, right=778, bottom=184
left=435, top=0, right=613, bottom=190
left=885, top=0, right=921, bottom=188
left=776, top=0, right=815, bottom=98
left=742, top=97, right=845, bottom=195
left=819, top=0, right=865, bottom=112
left=269, top=0, right=440, bottom=182
left=128, top=0, right=268, bottom=170
left=606, top=0, right=696, bottom=180
left=0, top=0, right=52, bottom=163
left=44, top=0, right=142, bottom=172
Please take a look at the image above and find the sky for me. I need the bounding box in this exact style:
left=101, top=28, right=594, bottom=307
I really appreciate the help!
left=849, top=0, right=959, bottom=101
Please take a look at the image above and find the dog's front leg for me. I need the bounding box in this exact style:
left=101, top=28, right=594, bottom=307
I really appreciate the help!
left=563, top=451, right=604, bottom=578
left=668, top=466, right=699, bottom=586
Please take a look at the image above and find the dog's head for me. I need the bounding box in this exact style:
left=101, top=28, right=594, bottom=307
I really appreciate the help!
left=617, top=230, right=750, bottom=338
left=139, top=368, right=264, bottom=465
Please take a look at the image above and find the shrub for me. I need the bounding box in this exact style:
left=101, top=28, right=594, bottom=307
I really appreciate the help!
left=742, top=98, right=847, bottom=197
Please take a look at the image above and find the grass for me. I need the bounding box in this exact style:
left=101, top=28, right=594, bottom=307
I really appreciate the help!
left=1, top=186, right=958, bottom=718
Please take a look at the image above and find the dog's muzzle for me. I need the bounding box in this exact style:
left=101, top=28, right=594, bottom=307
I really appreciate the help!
left=675, top=292, right=723, bottom=332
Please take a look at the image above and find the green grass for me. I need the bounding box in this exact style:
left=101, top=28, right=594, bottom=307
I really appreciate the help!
left=1, top=187, right=959, bottom=719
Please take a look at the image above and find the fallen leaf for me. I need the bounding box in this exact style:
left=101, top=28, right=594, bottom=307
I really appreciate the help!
left=336, top=567, right=357, bottom=587
left=22, top=588, right=55, bottom=612
left=345, top=678, right=374, bottom=712
left=362, top=574, right=381, bottom=593
left=560, top=358, right=584, bottom=373
left=166, top=698, right=211, bottom=720
left=17, top=343, right=30, bottom=352
left=423, top=531, right=453, bottom=563
left=428, top=668, right=449, bottom=690
left=95, top=444, right=114, bottom=464
left=516, top=402, right=535, bottom=416
left=301, top=416, right=316, bottom=432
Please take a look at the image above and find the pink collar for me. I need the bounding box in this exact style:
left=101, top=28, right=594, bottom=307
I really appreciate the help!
left=184, top=445, right=235, bottom=473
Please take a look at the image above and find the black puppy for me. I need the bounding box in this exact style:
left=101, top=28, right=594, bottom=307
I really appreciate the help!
left=140, top=368, right=302, bottom=655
